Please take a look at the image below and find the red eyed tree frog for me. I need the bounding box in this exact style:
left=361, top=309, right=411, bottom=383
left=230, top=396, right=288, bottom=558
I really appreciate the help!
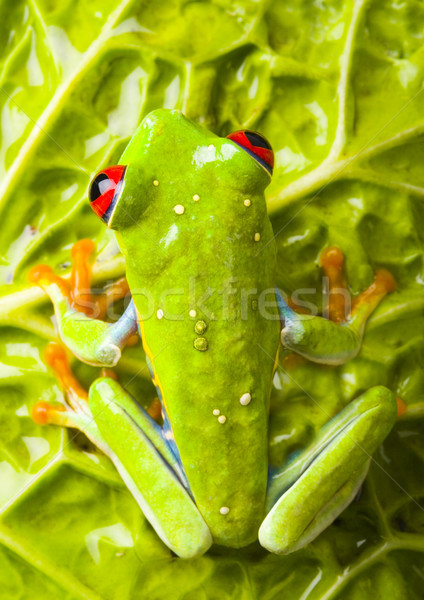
left=29, top=109, right=398, bottom=558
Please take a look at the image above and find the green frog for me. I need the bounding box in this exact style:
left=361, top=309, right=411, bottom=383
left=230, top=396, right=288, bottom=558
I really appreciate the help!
left=29, top=109, right=398, bottom=558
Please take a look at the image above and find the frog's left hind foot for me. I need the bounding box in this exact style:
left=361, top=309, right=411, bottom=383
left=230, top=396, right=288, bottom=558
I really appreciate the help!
left=33, top=343, right=211, bottom=559
left=28, top=240, right=136, bottom=367
left=260, top=386, right=397, bottom=554
left=278, top=246, right=396, bottom=365
left=32, top=343, right=109, bottom=452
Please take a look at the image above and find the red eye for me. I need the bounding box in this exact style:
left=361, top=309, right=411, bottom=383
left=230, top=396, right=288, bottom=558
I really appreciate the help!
left=226, top=130, right=274, bottom=176
left=89, top=165, right=127, bottom=224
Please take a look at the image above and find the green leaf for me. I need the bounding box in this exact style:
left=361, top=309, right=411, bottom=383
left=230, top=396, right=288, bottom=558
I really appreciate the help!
left=0, top=0, right=423, bottom=598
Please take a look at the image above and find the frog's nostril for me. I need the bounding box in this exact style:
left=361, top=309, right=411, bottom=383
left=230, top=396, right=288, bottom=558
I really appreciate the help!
left=89, top=165, right=127, bottom=225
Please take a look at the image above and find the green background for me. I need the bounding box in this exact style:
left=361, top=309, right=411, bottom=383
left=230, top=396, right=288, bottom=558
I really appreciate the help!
left=0, top=0, right=423, bottom=598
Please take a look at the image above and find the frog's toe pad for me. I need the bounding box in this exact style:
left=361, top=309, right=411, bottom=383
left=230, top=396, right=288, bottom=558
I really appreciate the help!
left=320, top=246, right=344, bottom=269
left=32, top=401, right=66, bottom=426
left=375, top=268, right=396, bottom=293
left=71, top=238, right=95, bottom=259
left=28, top=264, right=55, bottom=285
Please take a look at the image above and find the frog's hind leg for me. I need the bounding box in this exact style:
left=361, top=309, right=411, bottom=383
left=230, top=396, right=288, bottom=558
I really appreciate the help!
left=28, top=240, right=136, bottom=367
left=34, top=343, right=212, bottom=559
left=260, top=386, right=397, bottom=554
left=277, top=246, right=396, bottom=365
left=88, top=378, right=212, bottom=558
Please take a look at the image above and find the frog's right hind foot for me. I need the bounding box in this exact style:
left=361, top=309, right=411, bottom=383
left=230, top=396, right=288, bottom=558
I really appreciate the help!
left=260, top=385, right=397, bottom=554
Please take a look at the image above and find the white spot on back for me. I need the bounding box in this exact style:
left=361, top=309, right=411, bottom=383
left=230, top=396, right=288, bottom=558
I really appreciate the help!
left=240, top=393, right=251, bottom=406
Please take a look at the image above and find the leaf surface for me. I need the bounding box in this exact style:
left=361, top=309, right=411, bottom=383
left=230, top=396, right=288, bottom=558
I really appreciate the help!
left=0, top=1, right=423, bottom=598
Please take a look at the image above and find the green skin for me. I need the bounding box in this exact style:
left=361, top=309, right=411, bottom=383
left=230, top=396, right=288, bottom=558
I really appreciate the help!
left=39, top=109, right=397, bottom=559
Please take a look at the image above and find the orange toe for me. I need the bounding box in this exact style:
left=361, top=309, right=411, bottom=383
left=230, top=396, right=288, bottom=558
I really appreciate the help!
left=71, top=239, right=95, bottom=259
left=28, top=264, right=71, bottom=300
left=320, top=246, right=348, bottom=323
left=283, top=353, right=306, bottom=370
left=125, top=333, right=139, bottom=347
left=375, top=269, right=396, bottom=293
left=44, top=342, right=88, bottom=403
left=147, top=397, right=162, bottom=421
left=320, top=246, right=344, bottom=269
left=44, top=342, right=68, bottom=370
left=32, top=401, right=65, bottom=425
left=70, top=239, right=95, bottom=315
left=28, top=264, right=54, bottom=285
left=396, top=396, right=407, bottom=418
left=100, top=368, right=118, bottom=380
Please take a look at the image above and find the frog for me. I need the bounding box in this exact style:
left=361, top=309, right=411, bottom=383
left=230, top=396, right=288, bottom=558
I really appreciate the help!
left=28, top=109, right=399, bottom=559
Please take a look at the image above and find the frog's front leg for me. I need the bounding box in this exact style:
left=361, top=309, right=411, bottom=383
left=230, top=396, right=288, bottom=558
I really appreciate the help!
left=29, top=240, right=136, bottom=366
left=277, top=247, right=396, bottom=365
left=260, top=385, right=397, bottom=554
left=33, top=345, right=212, bottom=559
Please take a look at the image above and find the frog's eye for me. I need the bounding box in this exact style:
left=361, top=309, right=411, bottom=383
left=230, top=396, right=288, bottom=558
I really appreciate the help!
left=226, top=130, right=274, bottom=176
left=89, top=165, right=127, bottom=224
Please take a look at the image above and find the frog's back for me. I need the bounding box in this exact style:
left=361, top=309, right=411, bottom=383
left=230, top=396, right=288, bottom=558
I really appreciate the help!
left=117, top=110, right=280, bottom=547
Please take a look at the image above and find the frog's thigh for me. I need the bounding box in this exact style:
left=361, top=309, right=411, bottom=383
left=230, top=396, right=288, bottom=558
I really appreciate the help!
left=259, top=386, right=397, bottom=554
left=89, top=378, right=212, bottom=559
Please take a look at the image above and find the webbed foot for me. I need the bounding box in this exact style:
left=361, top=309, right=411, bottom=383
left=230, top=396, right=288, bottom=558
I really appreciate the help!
left=28, top=240, right=137, bottom=367
left=278, top=246, right=396, bottom=364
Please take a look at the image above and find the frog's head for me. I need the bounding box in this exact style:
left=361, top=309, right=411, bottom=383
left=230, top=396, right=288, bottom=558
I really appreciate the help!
left=88, top=109, right=274, bottom=230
